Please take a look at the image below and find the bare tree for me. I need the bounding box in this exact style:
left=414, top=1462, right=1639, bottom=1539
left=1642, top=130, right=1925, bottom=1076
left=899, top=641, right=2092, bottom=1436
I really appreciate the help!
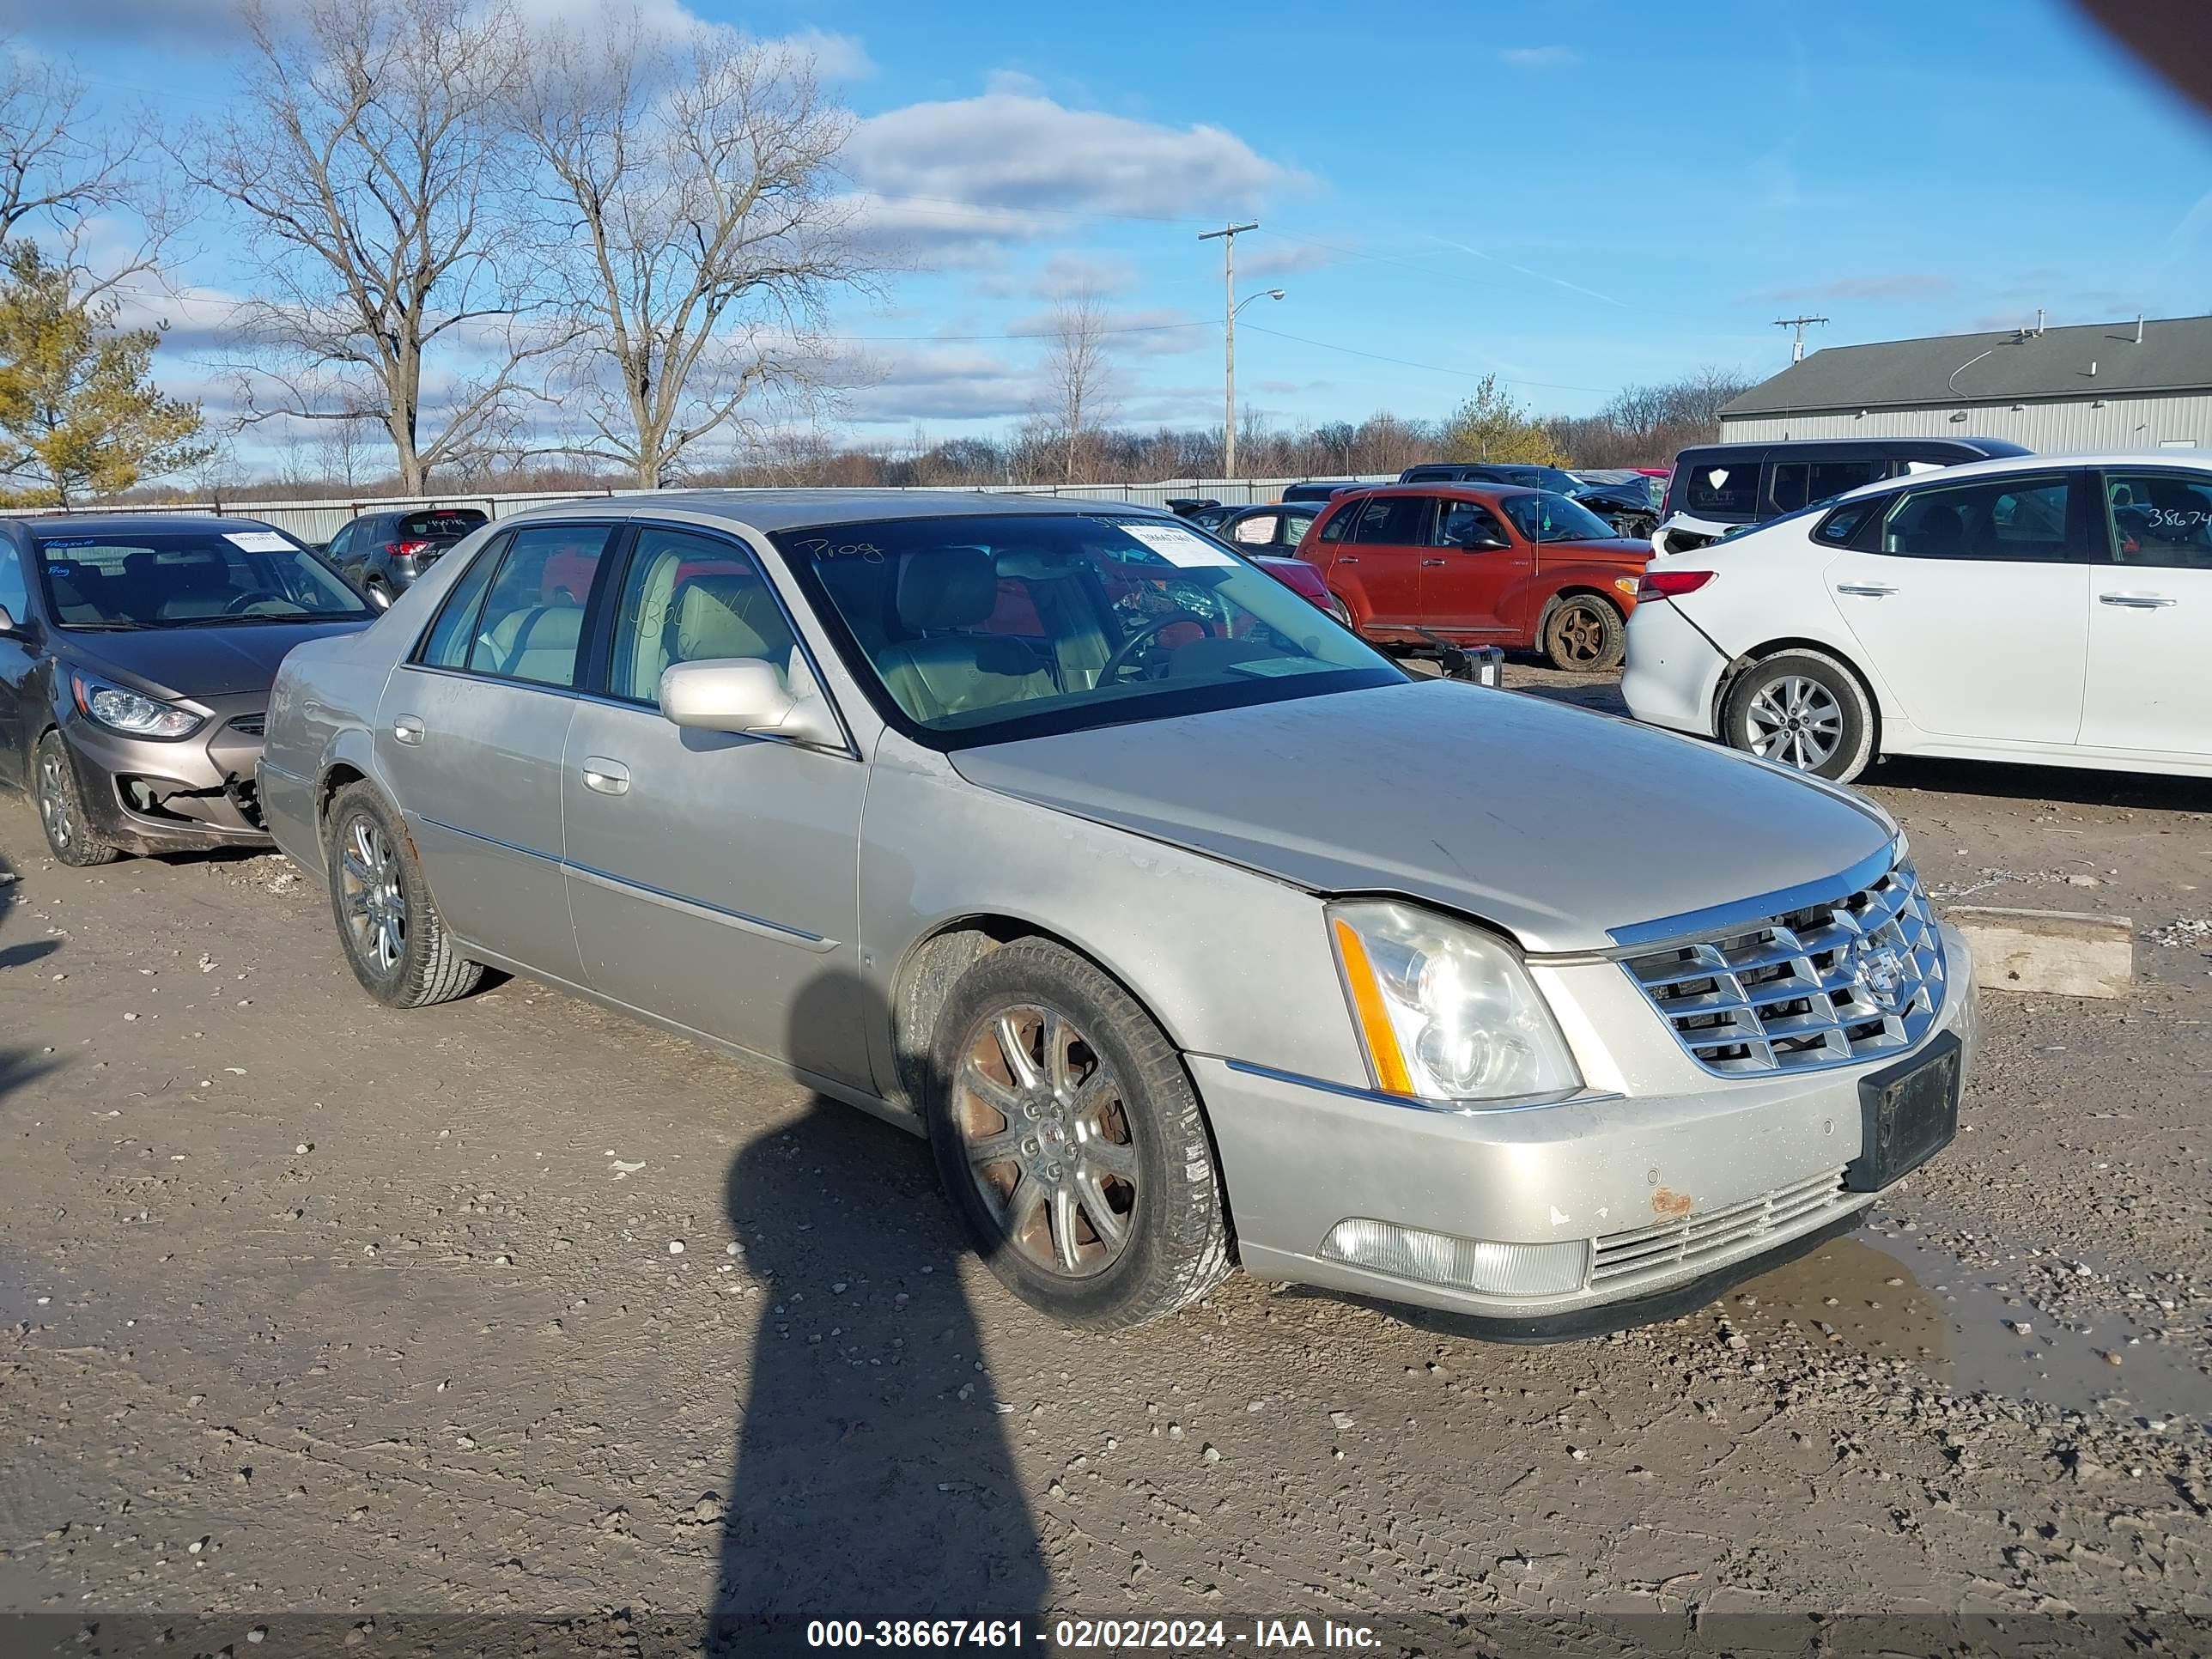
left=0, top=39, right=175, bottom=299
left=1037, top=290, right=1119, bottom=483
left=179, top=0, right=550, bottom=494
left=516, top=14, right=865, bottom=489
left=313, top=410, right=378, bottom=489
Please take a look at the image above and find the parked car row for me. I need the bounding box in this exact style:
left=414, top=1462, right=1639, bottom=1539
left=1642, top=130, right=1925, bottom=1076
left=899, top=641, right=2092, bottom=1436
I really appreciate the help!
left=0, top=488, right=1972, bottom=1341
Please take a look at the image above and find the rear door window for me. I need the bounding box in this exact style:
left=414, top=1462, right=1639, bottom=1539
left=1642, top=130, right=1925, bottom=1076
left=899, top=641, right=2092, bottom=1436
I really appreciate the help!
left=1229, top=513, right=1278, bottom=545
left=462, top=526, right=615, bottom=686
left=1880, top=475, right=2074, bottom=562
left=1350, top=496, right=1434, bottom=544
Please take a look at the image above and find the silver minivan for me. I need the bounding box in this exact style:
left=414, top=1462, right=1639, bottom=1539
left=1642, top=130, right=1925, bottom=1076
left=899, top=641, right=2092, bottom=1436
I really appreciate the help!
left=259, top=492, right=1976, bottom=1333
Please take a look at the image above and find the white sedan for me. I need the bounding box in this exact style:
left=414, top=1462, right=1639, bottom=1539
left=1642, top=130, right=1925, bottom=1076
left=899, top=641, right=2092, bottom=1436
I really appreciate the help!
left=1622, top=452, right=2212, bottom=782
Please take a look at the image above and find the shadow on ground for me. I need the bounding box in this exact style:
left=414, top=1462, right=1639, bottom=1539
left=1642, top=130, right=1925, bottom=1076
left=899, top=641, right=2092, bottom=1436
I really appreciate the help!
left=705, top=969, right=1049, bottom=1654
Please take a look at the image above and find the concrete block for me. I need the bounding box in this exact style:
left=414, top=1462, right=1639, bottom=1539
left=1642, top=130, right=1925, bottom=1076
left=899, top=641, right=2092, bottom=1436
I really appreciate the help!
left=1947, top=905, right=2132, bottom=1000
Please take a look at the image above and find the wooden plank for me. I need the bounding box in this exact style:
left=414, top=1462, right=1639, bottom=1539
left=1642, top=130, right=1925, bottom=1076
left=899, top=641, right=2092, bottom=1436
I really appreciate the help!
left=1946, top=905, right=2133, bottom=1000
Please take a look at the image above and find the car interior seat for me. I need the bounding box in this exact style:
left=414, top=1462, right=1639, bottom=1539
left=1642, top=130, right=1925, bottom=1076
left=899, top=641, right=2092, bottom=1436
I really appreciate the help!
left=873, top=548, right=1057, bottom=722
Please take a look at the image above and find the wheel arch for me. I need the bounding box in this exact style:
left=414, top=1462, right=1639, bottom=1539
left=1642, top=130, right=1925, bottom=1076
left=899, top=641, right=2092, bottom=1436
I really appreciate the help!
left=889, top=911, right=1243, bottom=1270
left=889, top=913, right=1194, bottom=1113
left=1714, top=636, right=1886, bottom=752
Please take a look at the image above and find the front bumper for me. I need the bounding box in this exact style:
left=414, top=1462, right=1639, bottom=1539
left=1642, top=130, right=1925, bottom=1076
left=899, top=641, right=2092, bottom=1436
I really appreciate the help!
left=1620, top=598, right=1728, bottom=738
left=1194, top=921, right=1977, bottom=1335
left=62, top=696, right=272, bottom=854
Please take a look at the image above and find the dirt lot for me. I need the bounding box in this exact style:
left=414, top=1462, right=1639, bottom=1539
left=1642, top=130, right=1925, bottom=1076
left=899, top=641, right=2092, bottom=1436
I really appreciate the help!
left=2, top=669, right=2209, bottom=1656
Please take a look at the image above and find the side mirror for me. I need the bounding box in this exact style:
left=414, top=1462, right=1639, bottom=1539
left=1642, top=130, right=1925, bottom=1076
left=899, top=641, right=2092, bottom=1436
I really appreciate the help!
left=1460, top=531, right=1509, bottom=551
left=0, top=604, right=16, bottom=635
left=659, top=656, right=842, bottom=749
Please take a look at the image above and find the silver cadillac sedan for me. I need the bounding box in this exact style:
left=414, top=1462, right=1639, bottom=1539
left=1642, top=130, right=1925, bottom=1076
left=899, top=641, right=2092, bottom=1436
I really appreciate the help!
left=259, top=493, right=1977, bottom=1334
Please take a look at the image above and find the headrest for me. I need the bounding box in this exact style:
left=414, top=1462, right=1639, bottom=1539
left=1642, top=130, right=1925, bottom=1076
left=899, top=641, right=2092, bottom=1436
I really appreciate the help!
left=675, top=577, right=778, bottom=662
left=896, top=548, right=998, bottom=631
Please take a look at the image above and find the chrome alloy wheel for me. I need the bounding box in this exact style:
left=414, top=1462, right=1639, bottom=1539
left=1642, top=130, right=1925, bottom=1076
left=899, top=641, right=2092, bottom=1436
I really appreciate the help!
left=951, top=1004, right=1139, bottom=1279
left=1744, top=674, right=1845, bottom=772
left=35, top=745, right=76, bottom=851
left=337, top=811, right=407, bottom=976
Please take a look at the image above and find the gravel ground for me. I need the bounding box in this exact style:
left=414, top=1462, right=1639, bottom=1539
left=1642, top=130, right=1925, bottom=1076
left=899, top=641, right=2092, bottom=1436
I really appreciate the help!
left=2, top=671, right=2209, bottom=1656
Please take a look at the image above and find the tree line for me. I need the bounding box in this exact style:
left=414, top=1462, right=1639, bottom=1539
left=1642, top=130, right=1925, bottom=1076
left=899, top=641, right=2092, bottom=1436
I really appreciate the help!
left=0, top=0, right=1758, bottom=507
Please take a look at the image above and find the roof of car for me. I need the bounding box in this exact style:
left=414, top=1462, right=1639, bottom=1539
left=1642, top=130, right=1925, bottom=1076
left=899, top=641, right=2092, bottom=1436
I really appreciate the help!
left=501, top=489, right=1176, bottom=532
left=1326, top=482, right=1546, bottom=502
left=15, top=513, right=282, bottom=538
left=1828, top=448, right=2212, bottom=503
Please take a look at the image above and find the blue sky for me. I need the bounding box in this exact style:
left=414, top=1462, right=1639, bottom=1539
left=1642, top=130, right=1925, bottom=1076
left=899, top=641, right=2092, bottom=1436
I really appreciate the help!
left=10, top=0, right=2212, bottom=451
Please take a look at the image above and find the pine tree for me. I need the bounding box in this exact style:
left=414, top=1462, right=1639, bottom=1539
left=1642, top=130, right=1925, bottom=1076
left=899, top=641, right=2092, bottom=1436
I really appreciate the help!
left=0, top=243, right=210, bottom=506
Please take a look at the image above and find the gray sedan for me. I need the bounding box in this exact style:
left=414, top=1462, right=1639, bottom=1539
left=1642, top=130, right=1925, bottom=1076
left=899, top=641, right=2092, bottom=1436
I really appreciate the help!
left=259, top=492, right=1978, bottom=1333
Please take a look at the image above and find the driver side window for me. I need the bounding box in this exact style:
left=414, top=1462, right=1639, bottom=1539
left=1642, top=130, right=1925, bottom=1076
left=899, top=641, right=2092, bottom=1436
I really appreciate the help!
left=1430, top=500, right=1506, bottom=548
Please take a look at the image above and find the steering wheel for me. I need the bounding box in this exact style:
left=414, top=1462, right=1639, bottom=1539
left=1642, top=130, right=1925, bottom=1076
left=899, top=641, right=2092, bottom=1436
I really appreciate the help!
left=1102, top=610, right=1214, bottom=682
left=223, top=591, right=288, bottom=616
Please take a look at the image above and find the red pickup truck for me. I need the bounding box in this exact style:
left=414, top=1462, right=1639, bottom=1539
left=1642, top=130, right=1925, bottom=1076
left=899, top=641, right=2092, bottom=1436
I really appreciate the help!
left=1297, top=484, right=1651, bottom=671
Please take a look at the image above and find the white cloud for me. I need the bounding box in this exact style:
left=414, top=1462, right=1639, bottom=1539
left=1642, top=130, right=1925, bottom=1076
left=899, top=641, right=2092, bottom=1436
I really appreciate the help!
left=831, top=340, right=1037, bottom=425
left=1499, top=45, right=1579, bottom=68
left=773, top=27, right=873, bottom=80
left=1029, top=251, right=1139, bottom=300
left=842, top=87, right=1305, bottom=221
left=1006, top=306, right=1210, bottom=358
left=1240, top=240, right=1345, bottom=280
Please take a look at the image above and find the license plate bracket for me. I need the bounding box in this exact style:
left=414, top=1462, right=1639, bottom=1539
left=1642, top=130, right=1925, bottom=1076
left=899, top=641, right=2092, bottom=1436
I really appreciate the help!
left=1844, top=1029, right=1961, bottom=1192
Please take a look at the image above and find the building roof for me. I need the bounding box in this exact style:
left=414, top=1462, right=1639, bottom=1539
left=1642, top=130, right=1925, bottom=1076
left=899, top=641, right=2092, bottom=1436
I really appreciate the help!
left=1721, top=315, right=2212, bottom=418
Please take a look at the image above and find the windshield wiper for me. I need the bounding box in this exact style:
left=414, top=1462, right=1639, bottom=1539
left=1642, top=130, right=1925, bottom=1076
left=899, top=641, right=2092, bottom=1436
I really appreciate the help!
left=62, top=620, right=160, bottom=631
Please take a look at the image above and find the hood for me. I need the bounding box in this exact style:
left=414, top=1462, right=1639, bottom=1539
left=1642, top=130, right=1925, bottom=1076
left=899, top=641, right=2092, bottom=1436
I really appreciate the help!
left=61, top=620, right=372, bottom=700
left=949, top=680, right=1893, bottom=954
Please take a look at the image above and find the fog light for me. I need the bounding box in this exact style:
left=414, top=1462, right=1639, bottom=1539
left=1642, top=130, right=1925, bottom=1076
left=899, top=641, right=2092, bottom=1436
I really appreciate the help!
left=1319, top=1218, right=1588, bottom=1297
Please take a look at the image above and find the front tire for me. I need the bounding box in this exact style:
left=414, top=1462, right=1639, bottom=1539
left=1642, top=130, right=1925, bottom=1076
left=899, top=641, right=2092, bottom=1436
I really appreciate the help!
left=323, top=781, right=483, bottom=1007
left=34, top=731, right=122, bottom=866
left=1542, top=594, right=1626, bottom=672
left=1722, top=649, right=1878, bottom=782
left=926, top=939, right=1234, bottom=1328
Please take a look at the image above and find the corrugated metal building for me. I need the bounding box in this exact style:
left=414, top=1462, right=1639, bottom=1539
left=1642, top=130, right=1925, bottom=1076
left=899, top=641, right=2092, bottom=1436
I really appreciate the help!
left=1718, top=315, right=2212, bottom=453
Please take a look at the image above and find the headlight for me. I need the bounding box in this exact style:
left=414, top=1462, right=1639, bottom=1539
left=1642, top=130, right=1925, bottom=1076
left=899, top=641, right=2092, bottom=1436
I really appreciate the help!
left=1328, top=900, right=1581, bottom=1105
left=74, top=676, right=204, bottom=740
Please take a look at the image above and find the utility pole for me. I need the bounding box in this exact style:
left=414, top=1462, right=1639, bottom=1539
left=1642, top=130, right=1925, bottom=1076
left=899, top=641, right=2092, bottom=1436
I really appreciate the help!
left=1200, top=221, right=1259, bottom=477
left=1772, top=314, right=1829, bottom=363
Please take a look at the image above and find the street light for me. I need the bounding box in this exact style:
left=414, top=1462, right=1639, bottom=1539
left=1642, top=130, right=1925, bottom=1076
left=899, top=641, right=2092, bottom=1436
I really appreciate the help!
left=1223, top=287, right=1285, bottom=481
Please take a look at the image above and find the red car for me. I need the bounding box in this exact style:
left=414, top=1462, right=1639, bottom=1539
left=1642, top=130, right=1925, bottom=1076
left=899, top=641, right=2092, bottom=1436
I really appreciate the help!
left=1297, top=484, right=1651, bottom=671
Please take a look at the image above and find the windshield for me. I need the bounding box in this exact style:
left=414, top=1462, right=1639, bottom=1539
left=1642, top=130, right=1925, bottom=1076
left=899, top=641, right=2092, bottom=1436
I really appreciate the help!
left=36, top=530, right=372, bottom=628
left=773, top=514, right=1403, bottom=746
left=1498, top=492, right=1620, bottom=543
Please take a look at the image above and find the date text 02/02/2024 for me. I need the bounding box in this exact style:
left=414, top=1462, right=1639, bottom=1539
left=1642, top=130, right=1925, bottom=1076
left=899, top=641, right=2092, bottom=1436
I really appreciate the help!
left=803, top=1619, right=1385, bottom=1650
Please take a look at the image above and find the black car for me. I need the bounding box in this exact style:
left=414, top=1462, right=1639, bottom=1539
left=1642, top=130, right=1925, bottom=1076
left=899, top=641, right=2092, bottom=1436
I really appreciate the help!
left=1279, top=479, right=1365, bottom=504
left=1164, top=497, right=1234, bottom=531
left=1398, top=461, right=1583, bottom=495
left=325, top=507, right=490, bottom=607
left=1571, top=475, right=1665, bottom=539
left=1656, top=436, right=2032, bottom=554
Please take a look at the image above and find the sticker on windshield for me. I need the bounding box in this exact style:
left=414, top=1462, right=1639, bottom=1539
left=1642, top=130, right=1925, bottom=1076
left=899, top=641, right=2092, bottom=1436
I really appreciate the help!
left=224, top=530, right=295, bottom=553
left=1121, top=523, right=1236, bottom=568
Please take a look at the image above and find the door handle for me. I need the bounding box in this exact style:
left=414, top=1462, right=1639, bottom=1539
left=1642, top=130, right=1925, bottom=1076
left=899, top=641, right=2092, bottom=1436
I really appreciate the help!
left=392, top=714, right=425, bottom=745
left=581, top=757, right=631, bottom=796
left=1834, top=583, right=1897, bottom=598
left=1419, top=558, right=1449, bottom=568
left=2100, top=592, right=2177, bottom=608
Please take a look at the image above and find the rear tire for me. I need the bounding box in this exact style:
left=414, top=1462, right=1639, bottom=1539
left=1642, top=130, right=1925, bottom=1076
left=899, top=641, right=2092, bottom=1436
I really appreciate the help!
left=33, top=731, right=122, bottom=866
left=323, top=781, right=483, bottom=1007
left=1722, top=649, right=1878, bottom=783
left=925, top=939, right=1234, bottom=1329
left=1542, top=594, right=1626, bottom=672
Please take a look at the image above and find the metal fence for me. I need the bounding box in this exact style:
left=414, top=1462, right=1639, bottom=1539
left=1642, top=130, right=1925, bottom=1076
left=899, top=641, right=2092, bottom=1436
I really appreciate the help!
left=1, top=477, right=1396, bottom=545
